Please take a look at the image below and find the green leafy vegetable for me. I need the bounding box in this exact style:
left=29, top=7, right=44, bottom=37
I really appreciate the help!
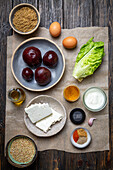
left=73, top=37, right=105, bottom=81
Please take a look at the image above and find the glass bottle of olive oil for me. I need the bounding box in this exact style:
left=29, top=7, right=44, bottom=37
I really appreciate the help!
left=8, top=88, right=26, bottom=106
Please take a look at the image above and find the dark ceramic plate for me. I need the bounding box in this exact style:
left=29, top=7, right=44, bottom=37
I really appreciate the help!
left=11, top=37, right=65, bottom=91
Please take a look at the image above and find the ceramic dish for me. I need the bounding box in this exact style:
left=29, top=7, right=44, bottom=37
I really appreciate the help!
left=70, top=108, right=86, bottom=125
left=83, top=87, right=107, bottom=112
left=6, top=135, right=38, bottom=168
left=11, top=37, right=65, bottom=91
left=70, top=127, right=91, bottom=149
left=9, top=3, right=40, bottom=35
left=63, top=85, right=80, bottom=102
left=24, top=95, right=67, bottom=137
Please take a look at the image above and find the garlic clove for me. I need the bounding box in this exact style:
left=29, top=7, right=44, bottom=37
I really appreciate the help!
left=88, top=118, right=96, bottom=127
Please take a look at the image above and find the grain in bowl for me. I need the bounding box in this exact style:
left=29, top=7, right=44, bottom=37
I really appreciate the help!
left=9, top=3, right=40, bottom=35
left=13, top=7, right=38, bottom=33
left=6, top=135, right=38, bottom=168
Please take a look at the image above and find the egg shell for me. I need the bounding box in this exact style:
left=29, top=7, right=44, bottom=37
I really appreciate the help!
left=63, top=36, right=77, bottom=49
left=49, top=22, right=61, bottom=37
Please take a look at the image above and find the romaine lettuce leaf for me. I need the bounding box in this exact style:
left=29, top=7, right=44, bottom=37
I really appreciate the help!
left=73, top=37, right=104, bottom=81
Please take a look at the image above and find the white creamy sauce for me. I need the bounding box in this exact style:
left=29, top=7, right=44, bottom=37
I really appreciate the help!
left=85, top=89, right=105, bottom=110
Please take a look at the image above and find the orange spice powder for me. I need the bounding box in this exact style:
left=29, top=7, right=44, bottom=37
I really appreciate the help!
left=64, top=85, right=80, bottom=101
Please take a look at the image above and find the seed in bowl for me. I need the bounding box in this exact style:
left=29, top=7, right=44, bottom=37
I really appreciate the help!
left=10, top=138, right=35, bottom=163
left=13, top=7, right=38, bottom=33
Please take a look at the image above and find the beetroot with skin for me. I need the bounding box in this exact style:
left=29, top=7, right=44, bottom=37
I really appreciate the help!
left=22, top=67, right=33, bottom=81
left=35, top=67, right=51, bottom=86
left=43, top=50, right=58, bottom=68
left=23, top=47, right=42, bottom=67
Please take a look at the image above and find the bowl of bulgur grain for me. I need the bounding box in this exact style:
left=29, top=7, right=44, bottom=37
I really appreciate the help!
left=6, top=135, right=38, bottom=168
left=9, top=3, right=40, bottom=35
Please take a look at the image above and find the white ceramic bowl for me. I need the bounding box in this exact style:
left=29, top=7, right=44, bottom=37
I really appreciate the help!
left=83, top=87, right=107, bottom=112
left=70, top=127, right=91, bottom=149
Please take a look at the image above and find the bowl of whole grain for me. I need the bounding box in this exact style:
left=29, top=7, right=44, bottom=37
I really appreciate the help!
left=9, top=3, right=40, bottom=35
left=6, top=135, right=38, bottom=168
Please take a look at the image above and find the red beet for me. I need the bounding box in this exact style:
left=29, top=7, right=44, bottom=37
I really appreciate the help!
left=35, top=67, right=51, bottom=85
left=22, top=67, right=33, bottom=81
left=23, top=47, right=42, bottom=67
left=43, top=50, right=58, bottom=68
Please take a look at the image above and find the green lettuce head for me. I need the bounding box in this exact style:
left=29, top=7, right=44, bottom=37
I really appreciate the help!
left=73, top=37, right=105, bottom=81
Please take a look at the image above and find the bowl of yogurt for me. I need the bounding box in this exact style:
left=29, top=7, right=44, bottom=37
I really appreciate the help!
left=83, top=87, right=107, bottom=112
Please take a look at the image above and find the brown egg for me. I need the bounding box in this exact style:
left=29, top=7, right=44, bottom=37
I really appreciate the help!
left=49, top=22, right=61, bottom=37
left=62, top=36, right=77, bottom=49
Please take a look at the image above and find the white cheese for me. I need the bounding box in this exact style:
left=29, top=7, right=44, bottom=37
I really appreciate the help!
left=25, top=103, right=52, bottom=123
left=36, top=108, right=63, bottom=133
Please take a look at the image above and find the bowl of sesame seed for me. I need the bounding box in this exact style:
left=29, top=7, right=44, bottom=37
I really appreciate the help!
left=9, top=3, right=40, bottom=35
left=6, top=135, right=38, bottom=168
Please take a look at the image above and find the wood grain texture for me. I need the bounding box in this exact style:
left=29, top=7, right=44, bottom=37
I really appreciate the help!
left=13, top=0, right=37, bottom=7
left=0, top=0, right=12, bottom=169
left=0, top=0, right=113, bottom=169
left=107, top=0, right=113, bottom=169
left=39, top=0, right=63, bottom=28
left=64, top=0, right=93, bottom=28
left=63, top=1, right=96, bottom=170
left=37, top=1, right=65, bottom=170
left=92, top=1, right=111, bottom=170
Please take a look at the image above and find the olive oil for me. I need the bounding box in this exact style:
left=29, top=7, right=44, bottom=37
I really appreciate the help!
left=8, top=88, right=26, bottom=106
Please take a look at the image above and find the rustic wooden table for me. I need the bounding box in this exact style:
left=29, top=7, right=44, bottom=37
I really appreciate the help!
left=0, top=0, right=112, bottom=169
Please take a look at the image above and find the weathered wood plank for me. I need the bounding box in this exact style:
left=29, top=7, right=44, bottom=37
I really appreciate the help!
left=0, top=0, right=13, bottom=169
left=39, top=0, right=63, bottom=28
left=92, top=0, right=111, bottom=170
left=63, top=0, right=97, bottom=170
left=37, top=1, right=65, bottom=170
left=0, top=0, right=12, bottom=126
left=106, top=0, right=113, bottom=169
left=92, top=0, right=108, bottom=27
left=13, top=0, right=37, bottom=7
left=63, top=0, right=93, bottom=28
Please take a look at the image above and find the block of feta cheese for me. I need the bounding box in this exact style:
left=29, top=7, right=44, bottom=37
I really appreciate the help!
left=25, top=103, right=52, bottom=123
left=36, top=108, right=63, bottom=133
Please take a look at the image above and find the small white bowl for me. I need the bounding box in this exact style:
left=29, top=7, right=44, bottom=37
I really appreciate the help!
left=83, top=87, right=107, bottom=112
left=70, top=127, right=91, bottom=149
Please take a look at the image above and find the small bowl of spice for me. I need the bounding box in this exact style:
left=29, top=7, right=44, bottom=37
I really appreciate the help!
left=6, top=135, right=38, bottom=168
left=9, top=3, right=40, bottom=35
left=70, top=127, right=91, bottom=149
left=63, top=85, right=80, bottom=102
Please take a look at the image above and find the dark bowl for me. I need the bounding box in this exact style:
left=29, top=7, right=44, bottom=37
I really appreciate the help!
left=70, top=108, right=86, bottom=125
left=6, top=135, right=38, bottom=168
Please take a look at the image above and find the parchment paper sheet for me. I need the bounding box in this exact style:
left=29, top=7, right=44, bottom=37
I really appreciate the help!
left=5, top=27, right=109, bottom=153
